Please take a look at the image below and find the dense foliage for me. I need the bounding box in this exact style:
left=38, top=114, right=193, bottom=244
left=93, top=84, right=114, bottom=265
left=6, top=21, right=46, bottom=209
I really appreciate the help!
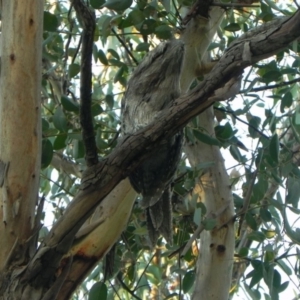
left=40, top=1, right=300, bottom=299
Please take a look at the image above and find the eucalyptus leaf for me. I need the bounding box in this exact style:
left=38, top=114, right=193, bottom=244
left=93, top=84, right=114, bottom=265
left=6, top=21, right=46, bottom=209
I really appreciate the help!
left=43, top=11, right=59, bottom=32
left=41, top=139, right=53, bottom=169
left=88, top=282, right=107, bottom=300
left=102, top=0, right=132, bottom=11
left=53, top=107, right=68, bottom=132
left=182, top=270, right=196, bottom=293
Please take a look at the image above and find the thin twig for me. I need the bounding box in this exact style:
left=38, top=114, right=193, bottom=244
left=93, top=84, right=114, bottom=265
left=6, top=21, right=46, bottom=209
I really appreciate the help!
left=241, top=77, right=300, bottom=93
left=133, top=252, right=156, bottom=292
left=109, top=279, right=122, bottom=300
left=239, top=170, right=258, bottom=216
left=116, top=273, right=142, bottom=300
left=214, top=107, right=270, bottom=140
left=237, top=169, right=258, bottom=236
left=178, top=254, right=182, bottom=299
left=171, top=0, right=182, bottom=22
left=211, top=2, right=260, bottom=8
left=71, top=35, right=82, bottom=65
left=112, top=28, right=138, bottom=65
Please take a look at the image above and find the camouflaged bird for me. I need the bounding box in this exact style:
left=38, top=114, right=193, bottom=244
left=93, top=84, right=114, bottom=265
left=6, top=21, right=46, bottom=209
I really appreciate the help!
left=121, top=39, right=185, bottom=246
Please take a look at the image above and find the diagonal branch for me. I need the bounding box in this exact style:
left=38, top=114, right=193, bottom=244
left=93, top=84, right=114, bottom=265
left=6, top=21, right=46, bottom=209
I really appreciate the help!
left=23, top=9, right=300, bottom=288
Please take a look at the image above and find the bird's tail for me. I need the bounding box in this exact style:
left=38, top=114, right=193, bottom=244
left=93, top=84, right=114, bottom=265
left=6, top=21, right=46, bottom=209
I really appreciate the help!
left=146, top=187, right=173, bottom=247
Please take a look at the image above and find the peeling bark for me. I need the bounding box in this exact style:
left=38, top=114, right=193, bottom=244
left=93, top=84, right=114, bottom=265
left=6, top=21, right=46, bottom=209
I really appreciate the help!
left=0, top=0, right=43, bottom=297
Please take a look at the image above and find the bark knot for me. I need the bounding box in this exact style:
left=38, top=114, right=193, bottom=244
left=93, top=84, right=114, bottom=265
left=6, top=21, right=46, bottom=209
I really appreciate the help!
left=217, top=244, right=226, bottom=253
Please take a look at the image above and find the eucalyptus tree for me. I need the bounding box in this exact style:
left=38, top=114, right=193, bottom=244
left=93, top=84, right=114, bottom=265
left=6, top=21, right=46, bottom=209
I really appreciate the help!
left=1, top=1, right=300, bottom=299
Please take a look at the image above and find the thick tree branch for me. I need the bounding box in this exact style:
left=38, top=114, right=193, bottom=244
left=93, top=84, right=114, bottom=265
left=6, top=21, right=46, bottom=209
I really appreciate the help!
left=23, top=9, right=300, bottom=288
left=72, top=0, right=98, bottom=166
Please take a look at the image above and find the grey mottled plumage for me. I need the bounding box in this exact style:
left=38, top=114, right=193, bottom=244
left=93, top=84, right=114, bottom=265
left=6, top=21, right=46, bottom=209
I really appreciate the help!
left=121, top=39, right=185, bottom=246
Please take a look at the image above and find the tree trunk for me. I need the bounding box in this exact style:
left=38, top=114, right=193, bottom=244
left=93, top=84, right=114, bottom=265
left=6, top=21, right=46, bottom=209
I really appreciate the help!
left=186, top=108, right=235, bottom=300
left=1, top=0, right=300, bottom=298
left=180, top=5, right=235, bottom=299
left=0, top=0, right=43, bottom=291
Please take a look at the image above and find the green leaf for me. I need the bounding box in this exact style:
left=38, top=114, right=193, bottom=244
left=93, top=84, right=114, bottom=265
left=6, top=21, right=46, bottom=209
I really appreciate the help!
left=230, top=145, right=246, bottom=163
left=269, top=133, right=279, bottom=163
left=233, top=193, right=244, bottom=209
left=72, top=140, right=85, bottom=159
left=224, top=23, right=241, bottom=32
left=260, top=2, right=275, bottom=22
left=68, top=64, right=80, bottom=78
left=102, top=0, right=132, bottom=11
left=98, top=15, right=113, bottom=44
left=139, top=19, right=157, bottom=35
left=93, top=44, right=98, bottom=62
left=286, top=176, right=300, bottom=207
left=108, top=58, right=124, bottom=67
left=238, top=247, right=249, bottom=258
left=61, top=96, right=79, bottom=112
left=107, top=48, right=120, bottom=60
left=43, top=12, right=59, bottom=32
left=41, top=139, right=53, bottom=169
left=247, top=231, right=265, bottom=242
left=215, top=122, right=234, bottom=140
left=146, top=265, right=162, bottom=284
left=253, top=176, right=268, bottom=202
left=247, top=260, right=264, bottom=288
left=88, top=282, right=107, bottom=300
left=260, top=208, right=272, bottom=222
left=280, top=91, right=293, bottom=112
left=105, top=94, right=114, bottom=109
left=91, top=104, right=103, bottom=117
left=118, top=16, right=133, bottom=29
left=114, top=66, right=124, bottom=83
left=127, top=263, right=135, bottom=282
left=98, top=49, right=109, bottom=65
left=90, top=0, right=105, bottom=9
left=136, top=42, right=150, bottom=52
left=203, top=218, right=216, bottom=230
left=109, top=15, right=121, bottom=28
left=277, top=281, right=289, bottom=293
left=53, top=107, right=68, bottom=132
left=193, top=207, right=201, bottom=226
left=277, top=259, right=292, bottom=276
left=161, top=0, right=171, bottom=12
left=193, top=130, right=220, bottom=146
left=248, top=115, right=261, bottom=138
left=133, top=226, right=147, bottom=235
left=155, top=25, right=173, bottom=40
left=245, top=213, right=257, bottom=230
left=263, top=70, right=282, bottom=83
left=261, top=229, right=276, bottom=239
left=182, top=270, right=195, bottom=293
left=96, top=129, right=109, bottom=150
left=128, top=9, right=145, bottom=25
left=245, top=284, right=261, bottom=298
left=42, top=118, right=49, bottom=132
left=178, top=0, right=194, bottom=6
left=53, top=134, right=67, bottom=150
